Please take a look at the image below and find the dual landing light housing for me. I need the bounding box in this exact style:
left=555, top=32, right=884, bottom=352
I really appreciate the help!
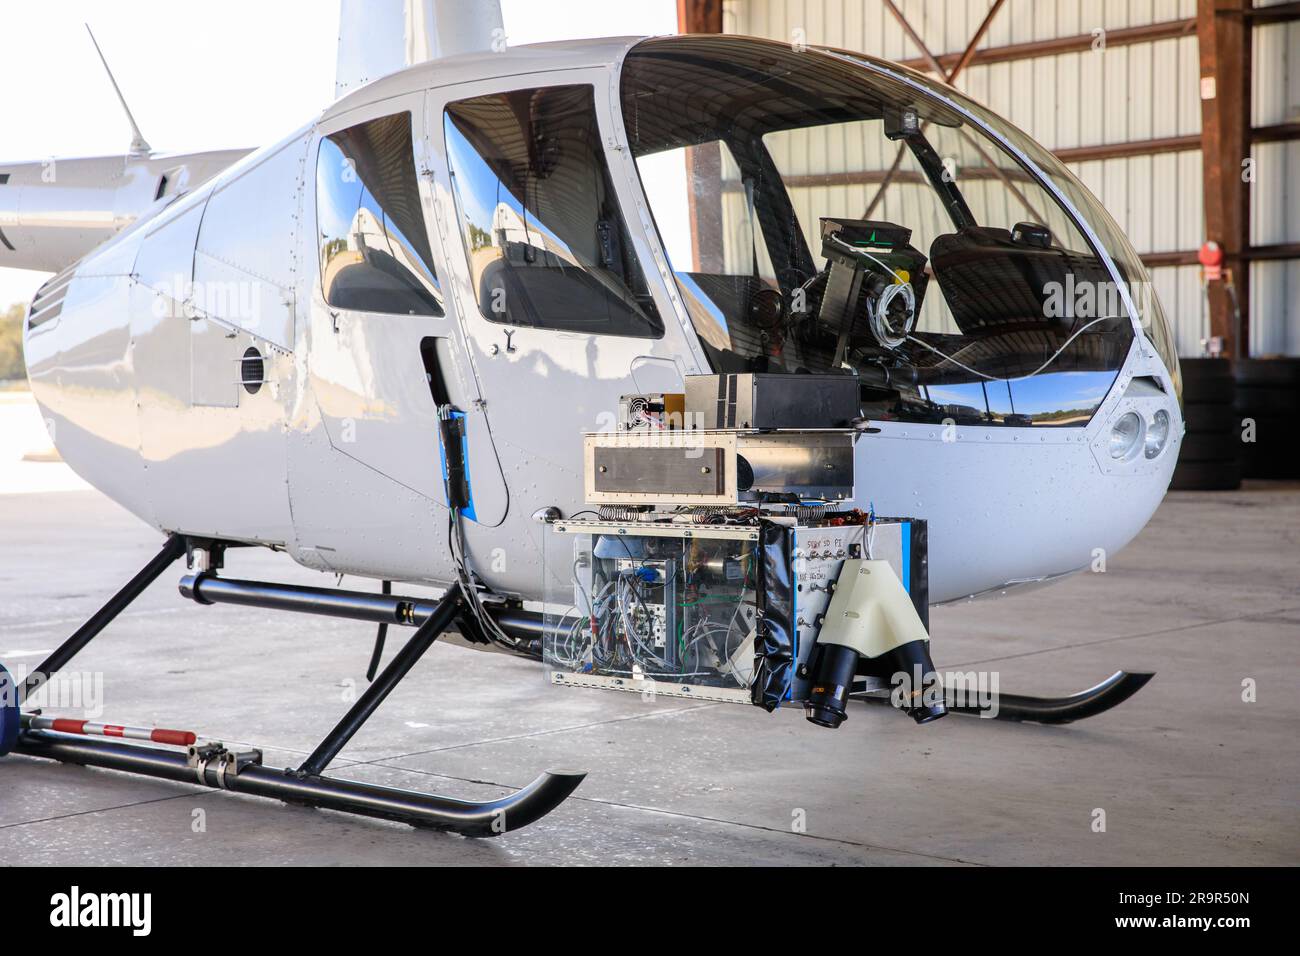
left=1109, top=408, right=1172, bottom=463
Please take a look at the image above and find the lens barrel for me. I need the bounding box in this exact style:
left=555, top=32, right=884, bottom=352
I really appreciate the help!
left=804, top=638, right=948, bottom=728
left=803, top=643, right=860, bottom=728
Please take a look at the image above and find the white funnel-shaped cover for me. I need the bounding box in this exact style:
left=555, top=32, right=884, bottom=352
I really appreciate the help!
left=816, top=559, right=931, bottom=659
left=335, top=0, right=505, bottom=99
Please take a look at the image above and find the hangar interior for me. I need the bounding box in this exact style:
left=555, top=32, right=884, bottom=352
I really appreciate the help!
left=695, top=0, right=1300, bottom=358
left=0, top=0, right=1296, bottom=867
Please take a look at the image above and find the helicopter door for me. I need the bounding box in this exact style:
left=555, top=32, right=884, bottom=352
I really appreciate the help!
left=304, top=92, right=508, bottom=528
left=427, top=74, right=688, bottom=528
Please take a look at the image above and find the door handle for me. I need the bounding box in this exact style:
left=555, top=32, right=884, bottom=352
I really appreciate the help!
left=488, top=329, right=517, bottom=356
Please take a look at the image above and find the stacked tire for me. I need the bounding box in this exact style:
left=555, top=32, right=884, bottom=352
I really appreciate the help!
left=1172, top=358, right=1241, bottom=491
left=1234, top=358, right=1300, bottom=479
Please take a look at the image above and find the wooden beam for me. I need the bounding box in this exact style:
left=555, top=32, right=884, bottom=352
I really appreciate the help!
left=1241, top=1, right=1300, bottom=23
left=1141, top=251, right=1201, bottom=268
left=1252, top=122, right=1300, bottom=144
left=1198, top=0, right=1253, bottom=357
left=753, top=134, right=1203, bottom=191
left=676, top=0, right=722, bottom=34
left=1135, top=244, right=1300, bottom=270
left=1244, top=242, right=1300, bottom=262
left=949, top=0, right=1007, bottom=80
left=1054, top=135, right=1202, bottom=163
left=884, top=0, right=947, bottom=77
left=735, top=167, right=1029, bottom=190
left=896, top=18, right=1197, bottom=73
left=866, top=0, right=1005, bottom=216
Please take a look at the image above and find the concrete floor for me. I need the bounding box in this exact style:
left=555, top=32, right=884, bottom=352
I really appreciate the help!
left=1, top=483, right=1297, bottom=865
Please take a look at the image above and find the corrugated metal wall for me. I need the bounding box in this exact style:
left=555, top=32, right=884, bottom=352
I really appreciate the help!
left=1252, top=2, right=1300, bottom=355
left=722, top=0, right=1298, bottom=356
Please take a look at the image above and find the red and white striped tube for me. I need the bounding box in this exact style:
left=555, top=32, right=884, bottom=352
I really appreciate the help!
left=26, top=715, right=196, bottom=747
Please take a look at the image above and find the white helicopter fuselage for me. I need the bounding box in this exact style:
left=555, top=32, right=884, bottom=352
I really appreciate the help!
left=18, top=35, right=1182, bottom=605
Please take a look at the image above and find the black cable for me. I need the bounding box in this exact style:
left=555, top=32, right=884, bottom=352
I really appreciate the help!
left=364, top=580, right=392, bottom=682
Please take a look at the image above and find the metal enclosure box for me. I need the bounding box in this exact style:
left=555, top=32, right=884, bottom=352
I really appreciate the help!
left=684, top=373, right=861, bottom=430
left=544, top=521, right=761, bottom=703
left=583, top=429, right=856, bottom=505
left=542, top=516, right=926, bottom=705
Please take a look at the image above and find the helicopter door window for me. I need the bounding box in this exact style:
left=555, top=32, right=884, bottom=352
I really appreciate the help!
left=443, top=85, right=663, bottom=338
left=316, top=112, right=444, bottom=316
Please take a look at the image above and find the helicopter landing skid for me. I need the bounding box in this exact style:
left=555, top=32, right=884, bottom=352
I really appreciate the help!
left=0, top=535, right=584, bottom=836
left=854, top=670, right=1154, bottom=724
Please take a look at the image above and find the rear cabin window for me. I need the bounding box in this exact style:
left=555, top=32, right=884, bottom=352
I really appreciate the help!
left=443, top=85, right=662, bottom=337
left=316, top=112, right=443, bottom=316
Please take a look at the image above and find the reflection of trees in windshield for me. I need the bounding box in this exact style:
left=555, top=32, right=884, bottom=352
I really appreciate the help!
left=443, top=86, right=662, bottom=337
left=316, top=113, right=443, bottom=316
left=920, top=370, right=1116, bottom=425
left=623, top=36, right=1134, bottom=427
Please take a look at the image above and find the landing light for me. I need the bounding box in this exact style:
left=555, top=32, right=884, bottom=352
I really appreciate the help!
left=1144, top=409, right=1171, bottom=459
left=1109, top=411, right=1144, bottom=461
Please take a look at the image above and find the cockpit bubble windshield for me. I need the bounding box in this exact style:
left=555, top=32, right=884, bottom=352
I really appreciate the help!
left=622, top=36, right=1148, bottom=426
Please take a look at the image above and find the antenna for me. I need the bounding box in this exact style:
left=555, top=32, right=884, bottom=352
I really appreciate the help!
left=85, top=24, right=152, bottom=158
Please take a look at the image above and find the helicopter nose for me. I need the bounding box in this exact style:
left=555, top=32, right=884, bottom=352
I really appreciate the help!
left=854, top=404, right=1180, bottom=604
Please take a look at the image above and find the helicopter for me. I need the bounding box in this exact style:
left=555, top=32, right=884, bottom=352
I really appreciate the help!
left=0, top=1, right=1171, bottom=835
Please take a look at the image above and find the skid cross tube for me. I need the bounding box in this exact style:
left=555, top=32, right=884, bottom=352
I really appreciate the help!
left=178, top=573, right=556, bottom=643
left=297, top=582, right=466, bottom=777
left=20, top=534, right=186, bottom=704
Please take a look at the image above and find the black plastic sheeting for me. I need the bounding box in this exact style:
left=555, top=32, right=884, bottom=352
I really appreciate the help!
left=751, top=520, right=795, bottom=711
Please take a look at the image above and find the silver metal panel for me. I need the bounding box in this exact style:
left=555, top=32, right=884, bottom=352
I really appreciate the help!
left=190, top=316, right=241, bottom=408
left=583, top=429, right=855, bottom=505
left=593, top=445, right=726, bottom=496
left=135, top=199, right=205, bottom=306
left=28, top=270, right=150, bottom=524
left=584, top=431, right=738, bottom=505
left=684, top=373, right=860, bottom=429
left=193, top=131, right=309, bottom=351
left=741, top=432, right=855, bottom=500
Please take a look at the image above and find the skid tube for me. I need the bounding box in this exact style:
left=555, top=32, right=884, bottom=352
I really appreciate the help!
left=14, top=729, right=585, bottom=836
left=856, top=670, right=1154, bottom=724
left=4, top=537, right=585, bottom=836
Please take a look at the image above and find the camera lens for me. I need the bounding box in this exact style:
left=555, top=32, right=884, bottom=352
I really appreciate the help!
left=804, top=643, right=861, bottom=728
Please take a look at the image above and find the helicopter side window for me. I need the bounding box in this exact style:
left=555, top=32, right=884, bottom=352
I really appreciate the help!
left=634, top=141, right=784, bottom=370
left=316, top=112, right=444, bottom=316
left=443, top=85, right=663, bottom=338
